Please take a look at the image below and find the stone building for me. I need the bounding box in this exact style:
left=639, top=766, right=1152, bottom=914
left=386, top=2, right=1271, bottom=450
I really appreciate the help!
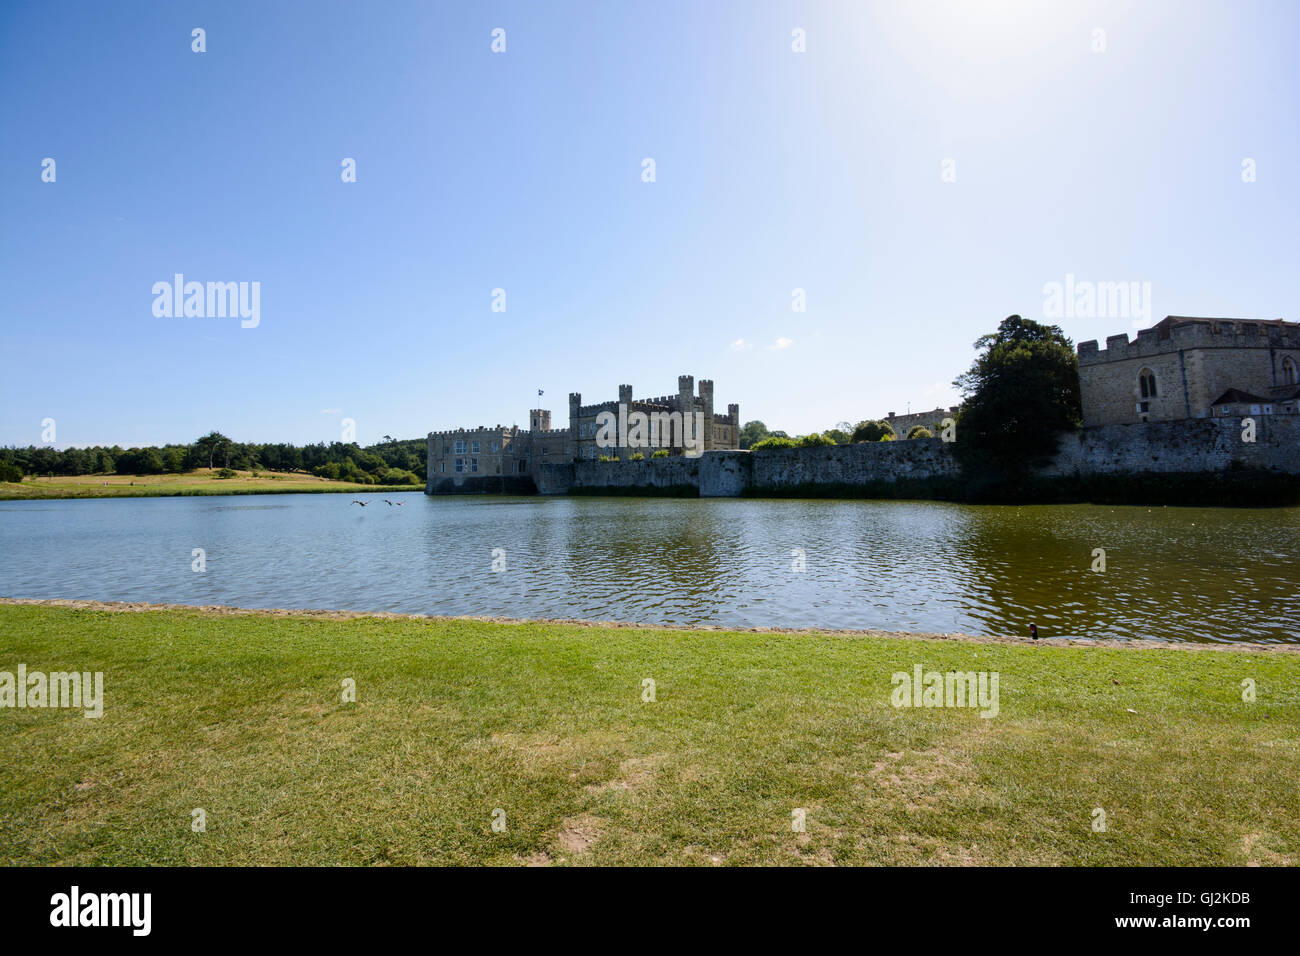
left=883, top=406, right=959, bottom=439
left=1077, top=316, right=1300, bottom=426
left=427, top=375, right=739, bottom=490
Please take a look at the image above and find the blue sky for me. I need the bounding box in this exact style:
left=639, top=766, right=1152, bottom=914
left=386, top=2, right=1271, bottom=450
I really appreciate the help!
left=2, top=0, right=1297, bottom=448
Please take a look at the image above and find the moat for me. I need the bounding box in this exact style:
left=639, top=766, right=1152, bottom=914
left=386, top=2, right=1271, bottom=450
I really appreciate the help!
left=1, top=494, right=1296, bottom=643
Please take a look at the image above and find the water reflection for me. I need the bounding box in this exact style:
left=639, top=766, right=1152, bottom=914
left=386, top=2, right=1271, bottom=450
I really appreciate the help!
left=0, top=494, right=1295, bottom=643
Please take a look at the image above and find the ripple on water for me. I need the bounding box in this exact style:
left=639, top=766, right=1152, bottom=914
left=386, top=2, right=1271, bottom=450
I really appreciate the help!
left=0, top=494, right=1296, bottom=643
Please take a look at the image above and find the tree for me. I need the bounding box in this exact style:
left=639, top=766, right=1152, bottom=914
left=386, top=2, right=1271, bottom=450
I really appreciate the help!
left=738, top=420, right=770, bottom=450
left=824, top=428, right=851, bottom=445
left=906, top=425, right=934, bottom=439
left=797, top=432, right=835, bottom=447
left=952, top=314, right=1082, bottom=480
left=851, top=420, right=896, bottom=443
left=194, top=432, right=232, bottom=470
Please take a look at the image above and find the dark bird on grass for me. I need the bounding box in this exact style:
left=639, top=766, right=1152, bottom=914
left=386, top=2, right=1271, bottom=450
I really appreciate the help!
left=350, top=499, right=368, bottom=507
left=1029, top=623, right=1038, bottom=641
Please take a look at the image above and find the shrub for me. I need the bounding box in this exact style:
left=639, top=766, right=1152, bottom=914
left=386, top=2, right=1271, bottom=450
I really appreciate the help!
left=797, top=433, right=835, bottom=448
left=383, top=468, right=421, bottom=485
left=906, top=426, right=934, bottom=439
left=0, top=462, right=23, bottom=483
left=216, top=467, right=237, bottom=479
left=651, top=449, right=670, bottom=458
left=630, top=452, right=645, bottom=461
left=751, top=436, right=798, bottom=451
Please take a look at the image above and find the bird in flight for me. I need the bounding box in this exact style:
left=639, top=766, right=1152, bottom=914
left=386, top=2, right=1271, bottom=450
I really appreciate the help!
left=350, top=499, right=368, bottom=507
left=383, top=499, right=404, bottom=506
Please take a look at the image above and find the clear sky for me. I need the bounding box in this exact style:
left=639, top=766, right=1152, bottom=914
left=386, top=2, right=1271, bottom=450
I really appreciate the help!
left=2, top=0, right=1297, bottom=448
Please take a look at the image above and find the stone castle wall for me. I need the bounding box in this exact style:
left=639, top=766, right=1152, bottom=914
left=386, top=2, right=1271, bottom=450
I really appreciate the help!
left=530, top=417, right=1298, bottom=497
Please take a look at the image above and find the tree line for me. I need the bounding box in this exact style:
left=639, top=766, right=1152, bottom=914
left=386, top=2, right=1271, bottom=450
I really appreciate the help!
left=0, top=432, right=428, bottom=486
left=739, top=418, right=935, bottom=450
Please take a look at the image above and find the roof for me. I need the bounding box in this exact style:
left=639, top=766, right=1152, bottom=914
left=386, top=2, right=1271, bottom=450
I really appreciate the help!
left=1148, top=316, right=1298, bottom=339
left=1211, top=388, right=1276, bottom=405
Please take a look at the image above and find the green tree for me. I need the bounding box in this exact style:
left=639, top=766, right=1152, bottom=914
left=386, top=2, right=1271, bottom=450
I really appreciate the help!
left=738, top=420, right=770, bottom=450
left=161, top=447, right=186, bottom=473
left=952, top=314, right=1082, bottom=479
left=194, top=432, right=232, bottom=470
left=796, top=432, right=835, bottom=447
left=850, top=420, right=896, bottom=443
left=906, top=425, right=934, bottom=440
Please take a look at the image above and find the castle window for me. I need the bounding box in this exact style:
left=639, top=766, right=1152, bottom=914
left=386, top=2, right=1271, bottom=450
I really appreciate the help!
left=454, top=440, right=466, bottom=455
left=1138, top=369, right=1157, bottom=399
left=454, top=458, right=464, bottom=473
left=1283, top=357, right=1298, bottom=386
left=470, top=457, right=479, bottom=473
left=471, top=441, right=481, bottom=454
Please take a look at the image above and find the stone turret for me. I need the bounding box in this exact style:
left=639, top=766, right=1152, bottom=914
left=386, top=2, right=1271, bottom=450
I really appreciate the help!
left=699, top=379, right=715, bottom=450
left=529, top=409, right=551, bottom=431
left=568, top=392, right=581, bottom=459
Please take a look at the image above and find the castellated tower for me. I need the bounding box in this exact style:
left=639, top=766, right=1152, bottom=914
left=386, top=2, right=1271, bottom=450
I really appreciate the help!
left=677, top=374, right=695, bottom=452
left=529, top=409, right=551, bottom=431
left=728, top=403, right=740, bottom=431
left=568, top=392, right=581, bottom=459
left=677, top=375, right=694, bottom=411
left=699, top=379, right=715, bottom=450
left=618, top=384, right=633, bottom=405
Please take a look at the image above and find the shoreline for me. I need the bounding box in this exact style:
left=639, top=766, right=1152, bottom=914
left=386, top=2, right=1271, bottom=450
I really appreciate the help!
left=2, top=597, right=1292, bottom=654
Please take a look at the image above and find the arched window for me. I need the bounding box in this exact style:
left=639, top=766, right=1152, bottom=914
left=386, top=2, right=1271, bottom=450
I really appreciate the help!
left=1138, top=368, right=1158, bottom=399
left=1283, top=357, right=1298, bottom=386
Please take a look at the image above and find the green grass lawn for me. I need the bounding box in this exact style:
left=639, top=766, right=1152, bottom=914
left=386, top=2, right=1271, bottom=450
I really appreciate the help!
left=0, top=469, right=421, bottom=500
left=0, top=603, right=1296, bottom=866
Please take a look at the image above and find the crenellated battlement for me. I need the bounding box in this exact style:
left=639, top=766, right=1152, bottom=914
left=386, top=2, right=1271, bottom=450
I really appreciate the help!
left=1079, top=316, right=1299, bottom=365
left=427, top=424, right=518, bottom=438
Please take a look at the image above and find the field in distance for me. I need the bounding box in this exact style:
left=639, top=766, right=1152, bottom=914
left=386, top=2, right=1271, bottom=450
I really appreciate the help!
left=0, top=469, right=422, bottom=500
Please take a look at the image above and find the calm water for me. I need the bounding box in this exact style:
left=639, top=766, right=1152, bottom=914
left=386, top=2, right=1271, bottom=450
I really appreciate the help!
left=0, top=493, right=1297, bottom=643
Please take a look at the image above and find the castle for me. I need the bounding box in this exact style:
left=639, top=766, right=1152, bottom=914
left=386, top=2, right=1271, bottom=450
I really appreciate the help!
left=1078, top=316, right=1300, bottom=425
left=426, top=375, right=739, bottom=490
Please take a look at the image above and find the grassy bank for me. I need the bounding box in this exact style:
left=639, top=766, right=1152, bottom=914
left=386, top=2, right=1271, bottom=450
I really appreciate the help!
left=0, top=602, right=1296, bottom=866
left=0, top=469, right=421, bottom=501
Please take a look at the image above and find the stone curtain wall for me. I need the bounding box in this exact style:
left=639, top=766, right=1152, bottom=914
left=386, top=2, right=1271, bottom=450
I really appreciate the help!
left=497, top=417, right=1300, bottom=497
left=1041, top=416, right=1299, bottom=476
